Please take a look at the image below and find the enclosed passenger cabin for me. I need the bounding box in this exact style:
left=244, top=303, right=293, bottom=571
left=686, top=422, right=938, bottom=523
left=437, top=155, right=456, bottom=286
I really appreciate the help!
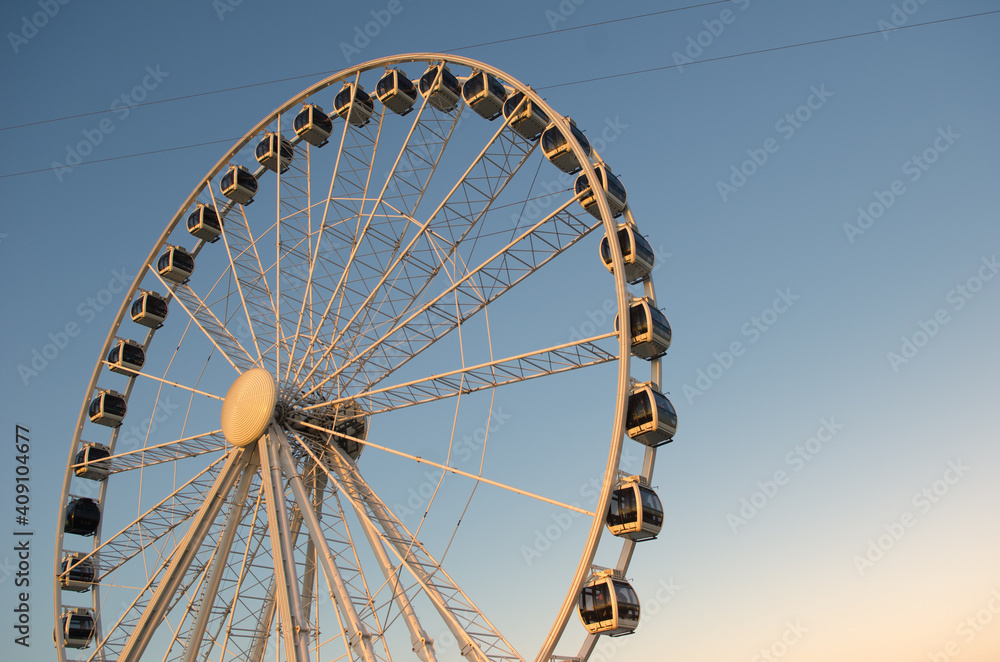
left=74, top=442, right=111, bottom=481
left=254, top=132, right=294, bottom=172
left=578, top=571, right=640, bottom=636
left=575, top=164, right=627, bottom=220
left=187, top=204, right=222, bottom=242
left=59, top=607, right=96, bottom=648
left=64, top=497, right=101, bottom=536
left=131, top=291, right=168, bottom=329
left=293, top=104, right=333, bottom=147
left=462, top=71, right=507, bottom=120
left=419, top=64, right=462, bottom=113
left=157, top=245, right=195, bottom=283
left=59, top=553, right=97, bottom=592
left=334, top=82, right=375, bottom=126
left=540, top=118, right=592, bottom=174
left=88, top=389, right=126, bottom=427
left=376, top=68, right=418, bottom=116
left=626, top=383, right=677, bottom=447
left=107, top=338, right=145, bottom=375
left=599, top=223, right=655, bottom=284
left=607, top=476, right=664, bottom=541
left=615, top=299, right=671, bottom=360
left=220, top=164, right=258, bottom=205
left=502, top=91, right=549, bottom=141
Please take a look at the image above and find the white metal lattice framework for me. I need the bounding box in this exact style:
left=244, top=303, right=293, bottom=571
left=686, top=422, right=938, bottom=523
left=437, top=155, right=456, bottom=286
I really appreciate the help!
left=53, top=53, right=670, bottom=662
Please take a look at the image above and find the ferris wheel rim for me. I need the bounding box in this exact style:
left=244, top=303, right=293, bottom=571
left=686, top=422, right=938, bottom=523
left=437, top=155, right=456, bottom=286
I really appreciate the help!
left=52, top=52, right=653, bottom=662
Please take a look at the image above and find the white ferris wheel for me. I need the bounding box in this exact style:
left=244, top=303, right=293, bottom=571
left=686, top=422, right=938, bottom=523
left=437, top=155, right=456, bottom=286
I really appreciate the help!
left=53, top=53, right=677, bottom=662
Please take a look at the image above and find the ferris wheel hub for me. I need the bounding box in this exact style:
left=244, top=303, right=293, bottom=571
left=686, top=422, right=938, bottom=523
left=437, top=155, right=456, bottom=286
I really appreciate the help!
left=221, top=367, right=277, bottom=447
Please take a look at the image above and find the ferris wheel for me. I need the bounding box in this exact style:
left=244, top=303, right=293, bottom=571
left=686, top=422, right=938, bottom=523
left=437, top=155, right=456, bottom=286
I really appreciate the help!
left=53, top=53, right=677, bottom=662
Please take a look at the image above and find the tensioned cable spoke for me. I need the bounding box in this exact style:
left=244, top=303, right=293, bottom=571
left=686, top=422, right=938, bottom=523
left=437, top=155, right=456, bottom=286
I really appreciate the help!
left=212, top=187, right=280, bottom=367
left=101, top=362, right=225, bottom=401
left=295, top=419, right=593, bottom=517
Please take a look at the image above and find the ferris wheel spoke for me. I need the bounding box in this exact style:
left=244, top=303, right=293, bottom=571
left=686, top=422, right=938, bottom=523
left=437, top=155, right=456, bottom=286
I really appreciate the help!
left=287, top=92, right=460, bottom=392
left=299, top=110, right=537, bottom=401
left=100, top=360, right=226, bottom=403
left=320, top=194, right=598, bottom=397
left=295, top=436, right=524, bottom=662
left=70, top=454, right=227, bottom=591
left=316, top=101, right=465, bottom=366
left=308, top=333, right=616, bottom=416
left=154, top=260, right=254, bottom=372
left=284, top=103, right=386, bottom=395
left=116, top=448, right=254, bottom=661
left=74, top=430, right=227, bottom=476
left=213, top=191, right=280, bottom=368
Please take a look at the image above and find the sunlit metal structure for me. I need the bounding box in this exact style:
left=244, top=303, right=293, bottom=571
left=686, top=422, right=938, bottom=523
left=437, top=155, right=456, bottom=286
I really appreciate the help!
left=54, top=54, right=676, bottom=662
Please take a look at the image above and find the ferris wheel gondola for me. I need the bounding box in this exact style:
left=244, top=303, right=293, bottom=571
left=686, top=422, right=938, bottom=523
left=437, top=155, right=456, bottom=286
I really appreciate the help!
left=255, top=132, right=294, bottom=172
left=220, top=164, right=258, bottom=205
left=578, top=570, right=641, bottom=636
left=462, top=70, right=507, bottom=120
left=333, top=82, right=376, bottom=126
left=376, top=68, right=418, bottom=115
left=293, top=103, right=334, bottom=146
left=541, top=118, right=592, bottom=174
left=186, top=203, right=223, bottom=242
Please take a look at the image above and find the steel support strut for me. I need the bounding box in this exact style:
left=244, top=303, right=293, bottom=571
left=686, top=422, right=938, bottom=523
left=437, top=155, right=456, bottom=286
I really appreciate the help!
left=269, top=425, right=381, bottom=662
left=117, top=448, right=252, bottom=662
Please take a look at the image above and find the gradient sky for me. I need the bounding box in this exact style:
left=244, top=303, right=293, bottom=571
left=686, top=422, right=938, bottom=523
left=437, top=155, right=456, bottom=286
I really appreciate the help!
left=2, top=1, right=999, bottom=661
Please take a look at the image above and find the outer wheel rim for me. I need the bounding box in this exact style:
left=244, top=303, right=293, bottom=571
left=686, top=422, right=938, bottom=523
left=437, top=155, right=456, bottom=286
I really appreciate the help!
left=52, top=53, right=663, bottom=662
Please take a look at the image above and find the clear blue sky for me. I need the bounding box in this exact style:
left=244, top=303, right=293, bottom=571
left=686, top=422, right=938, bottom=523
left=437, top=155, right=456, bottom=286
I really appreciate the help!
left=2, top=1, right=999, bottom=660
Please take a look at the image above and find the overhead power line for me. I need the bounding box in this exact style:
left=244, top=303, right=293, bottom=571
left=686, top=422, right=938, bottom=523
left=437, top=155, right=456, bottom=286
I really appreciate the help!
left=1, top=9, right=996, bottom=180
left=0, top=2, right=730, bottom=134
